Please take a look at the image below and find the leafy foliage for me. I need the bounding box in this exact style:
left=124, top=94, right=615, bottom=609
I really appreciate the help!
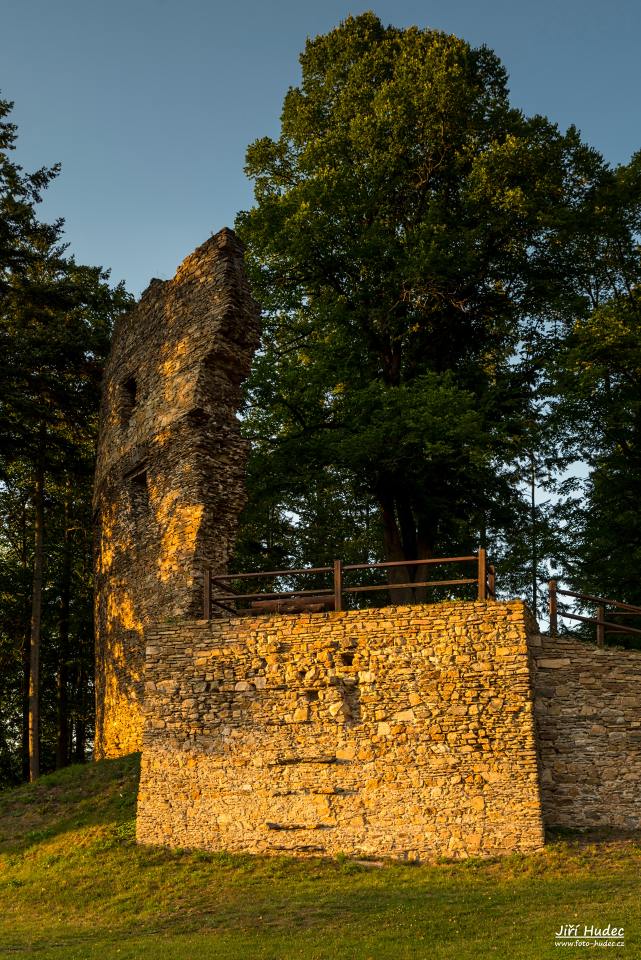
left=546, top=153, right=641, bottom=617
left=235, top=14, right=608, bottom=599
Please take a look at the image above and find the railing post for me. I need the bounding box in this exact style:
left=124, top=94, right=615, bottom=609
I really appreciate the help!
left=333, top=559, right=343, bottom=612
left=203, top=565, right=211, bottom=620
left=477, top=548, right=487, bottom=600
left=549, top=579, right=557, bottom=635
left=596, top=604, right=605, bottom=648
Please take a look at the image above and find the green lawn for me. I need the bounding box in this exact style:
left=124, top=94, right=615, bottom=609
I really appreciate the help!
left=0, top=755, right=637, bottom=959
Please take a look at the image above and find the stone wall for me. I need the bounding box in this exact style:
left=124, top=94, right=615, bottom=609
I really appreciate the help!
left=531, top=634, right=641, bottom=830
left=136, top=601, right=545, bottom=860
left=93, top=228, right=260, bottom=759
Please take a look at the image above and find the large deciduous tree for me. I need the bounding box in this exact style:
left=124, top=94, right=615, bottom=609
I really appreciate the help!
left=235, top=13, right=605, bottom=591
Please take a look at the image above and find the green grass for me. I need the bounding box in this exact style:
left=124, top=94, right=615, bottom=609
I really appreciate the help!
left=0, top=757, right=639, bottom=959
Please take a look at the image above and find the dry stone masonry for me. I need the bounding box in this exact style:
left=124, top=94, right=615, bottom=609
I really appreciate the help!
left=93, top=231, right=641, bottom=859
left=136, top=600, right=546, bottom=860
left=531, top=634, right=641, bottom=830
left=93, top=229, right=260, bottom=759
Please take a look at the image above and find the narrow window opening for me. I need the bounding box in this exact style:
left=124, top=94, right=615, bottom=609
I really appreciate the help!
left=340, top=652, right=355, bottom=667
left=130, top=469, right=150, bottom=527
left=120, top=376, right=138, bottom=428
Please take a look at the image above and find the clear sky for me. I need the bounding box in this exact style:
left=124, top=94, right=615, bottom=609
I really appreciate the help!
left=3, top=0, right=640, bottom=296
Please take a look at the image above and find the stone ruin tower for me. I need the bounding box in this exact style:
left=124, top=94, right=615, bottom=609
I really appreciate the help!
left=93, top=228, right=260, bottom=759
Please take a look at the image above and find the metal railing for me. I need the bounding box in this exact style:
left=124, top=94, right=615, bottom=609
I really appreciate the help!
left=203, top=549, right=495, bottom=618
left=548, top=580, right=641, bottom=647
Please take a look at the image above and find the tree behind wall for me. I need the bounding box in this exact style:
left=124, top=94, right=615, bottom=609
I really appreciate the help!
left=549, top=150, right=641, bottom=625
left=235, top=13, right=608, bottom=592
left=0, top=95, right=131, bottom=783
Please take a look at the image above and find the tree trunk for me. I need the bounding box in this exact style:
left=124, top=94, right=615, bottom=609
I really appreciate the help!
left=395, top=494, right=433, bottom=603
left=414, top=519, right=435, bottom=604
left=21, top=495, right=30, bottom=781
left=378, top=484, right=432, bottom=604
left=21, top=623, right=30, bottom=781
left=28, top=439, right=45, bottom=782
left=379, top=490, right=414, bottom=604
left=74, top=541, right=94, bottom=764
left=56, top=486, right=72, bottom=769
left=73, top=635, right=88, bottom=763
left=530, top=453, right=537, bottom=618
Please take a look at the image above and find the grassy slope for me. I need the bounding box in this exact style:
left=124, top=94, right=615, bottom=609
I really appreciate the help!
left=0, top=756, right=638, bottom=959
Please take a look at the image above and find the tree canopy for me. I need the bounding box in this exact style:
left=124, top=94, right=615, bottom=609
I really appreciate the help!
left=548, top=152, right=641, bottom=608
left=235, top=13, right=611, bottom=598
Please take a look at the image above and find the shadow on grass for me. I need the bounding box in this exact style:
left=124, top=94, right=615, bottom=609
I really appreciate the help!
left=0, top=753, right=141, bottom=853
left=546, top=824, right=641, bottom=846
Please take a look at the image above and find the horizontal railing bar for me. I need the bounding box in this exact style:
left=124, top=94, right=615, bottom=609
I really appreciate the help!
left=211, top=581, right=240, bottom=596
left=598, top=611, right=641, bottom=617
left=210, top=599, right=239, bottom=615
left=556, top=609, right=641, bottom=637
left=213, top=588, right=335, bottom=602
left=212, top=566, right=333, bottom=581
left=209, top=556, right=482, bottom=581
left=343, top=556, right=477, bottom=571
left=213, top=579, right=478, bottom=601
left=555, top=588, right=641, bottom=614
left=205, top=553, right=491, bottom=617
left=343, top=578, right=478, bottom=594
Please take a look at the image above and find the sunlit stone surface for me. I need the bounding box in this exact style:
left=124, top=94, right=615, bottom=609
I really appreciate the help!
left=93, top=228, right=260, bottom=759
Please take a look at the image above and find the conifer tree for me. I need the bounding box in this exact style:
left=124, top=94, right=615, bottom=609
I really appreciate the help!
left=0, top=96, right=131, bottom=781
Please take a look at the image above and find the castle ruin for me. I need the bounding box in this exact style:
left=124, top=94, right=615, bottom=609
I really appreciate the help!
left=94, top=229, right=641, bottom=861
left=93, top=228, right=260, bottom=759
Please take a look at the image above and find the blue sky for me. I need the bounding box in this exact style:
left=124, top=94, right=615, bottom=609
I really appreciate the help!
left=4, top=0, right=640, bottom=296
